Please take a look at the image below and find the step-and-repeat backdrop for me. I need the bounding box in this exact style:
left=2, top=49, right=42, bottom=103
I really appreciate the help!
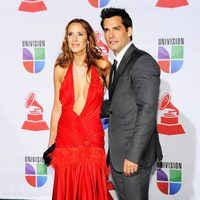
left=0, top=0, right=199, bottom=199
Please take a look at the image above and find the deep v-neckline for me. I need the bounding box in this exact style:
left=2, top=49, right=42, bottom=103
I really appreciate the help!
left=71, top=64, right=93, bottom=117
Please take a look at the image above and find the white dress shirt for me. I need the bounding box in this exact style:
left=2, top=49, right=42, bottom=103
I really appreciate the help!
left=115, top=42, right=132, bottom=70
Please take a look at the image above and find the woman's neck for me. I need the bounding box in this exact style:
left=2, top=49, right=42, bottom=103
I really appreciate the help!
left=73, top=54, right=87, bottom=68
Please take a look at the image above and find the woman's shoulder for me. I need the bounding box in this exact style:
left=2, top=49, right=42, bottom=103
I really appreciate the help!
left=54, top=64, right=70, bottom=83
left=55, top=63, right=70, bottom=72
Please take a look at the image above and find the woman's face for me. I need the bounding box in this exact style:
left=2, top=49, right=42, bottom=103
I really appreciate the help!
left=67, top=22, right=88, bottom=54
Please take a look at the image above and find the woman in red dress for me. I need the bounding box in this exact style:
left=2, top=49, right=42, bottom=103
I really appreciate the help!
left=48, top=18, right=111, bottom=200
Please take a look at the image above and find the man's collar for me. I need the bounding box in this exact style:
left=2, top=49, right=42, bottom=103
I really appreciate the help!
left=115, top=42, right=132, bottom=66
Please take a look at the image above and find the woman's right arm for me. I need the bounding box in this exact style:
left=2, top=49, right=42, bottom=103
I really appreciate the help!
left=48, top=66, right=63, bottom=146
left=97, top=59, right=111, bottom=88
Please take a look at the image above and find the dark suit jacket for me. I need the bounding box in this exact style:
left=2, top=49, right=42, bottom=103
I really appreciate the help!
left=107, top=44, right=163, bottom=172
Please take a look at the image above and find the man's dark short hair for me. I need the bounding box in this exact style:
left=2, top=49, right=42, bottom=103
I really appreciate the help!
left=100, top=7, right=132, bottom=30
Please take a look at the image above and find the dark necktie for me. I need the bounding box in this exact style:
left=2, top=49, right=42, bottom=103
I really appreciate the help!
left=109, top=59, right=117, bottom=98
left=111, top=59, right=117, bottom=84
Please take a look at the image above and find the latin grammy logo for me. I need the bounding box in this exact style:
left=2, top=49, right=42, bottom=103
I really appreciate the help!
left=22, top=92, right=49, bottom=131
left=95, top=32, right=109, bottom=60
left=157, top=93, right=185, bottom=135
left=18, top=0, right=47, bottom=12
left=156, top=0, right=189, bottom=8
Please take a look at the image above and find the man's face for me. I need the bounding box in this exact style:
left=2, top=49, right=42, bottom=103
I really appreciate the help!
left=103, top=16, right=132, bottom=56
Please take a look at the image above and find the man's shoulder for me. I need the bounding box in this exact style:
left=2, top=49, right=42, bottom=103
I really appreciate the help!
left=128, top=46, right=145, bottom=63
left=132, top=47, right=157, bottom=63
left=124, top=44, right=157, bottom=66
left=128, top=43, right=152, bottom=57
left=133, top=47, right=150, bottom=57
left=126, top=44, right=146, bottom=60
left=131, top=47, right=160, bottom=74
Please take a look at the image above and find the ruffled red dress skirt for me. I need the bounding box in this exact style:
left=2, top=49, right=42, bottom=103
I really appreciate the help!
left=51, top=147, right=109, bottom=200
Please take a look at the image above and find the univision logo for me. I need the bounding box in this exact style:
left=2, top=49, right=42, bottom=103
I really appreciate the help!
left=157, top=161, right=182, bottom=195
left=88, top=0, right=110, bottom=8
left=18, top=0, right=47, bottom=12
left=22, top=40, right=45, bottom=74
left=156, top=0, right=189, bottom=8
left=158, top=38, right=184, bottom=74
left=25, top=156, right=47, bottom=187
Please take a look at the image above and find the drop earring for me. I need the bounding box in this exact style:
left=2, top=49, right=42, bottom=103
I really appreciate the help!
left=86, top=42, right=90, bottom=53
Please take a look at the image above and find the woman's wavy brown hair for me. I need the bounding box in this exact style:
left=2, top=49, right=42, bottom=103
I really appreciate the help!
left=55, top=18, right=103, bottom=73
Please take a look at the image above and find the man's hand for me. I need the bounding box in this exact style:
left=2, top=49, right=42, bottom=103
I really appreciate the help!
left=123, top=159, right=138, bottom=176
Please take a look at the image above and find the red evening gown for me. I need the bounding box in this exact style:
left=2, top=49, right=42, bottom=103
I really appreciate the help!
left=50, top=63, right=109, bottom=200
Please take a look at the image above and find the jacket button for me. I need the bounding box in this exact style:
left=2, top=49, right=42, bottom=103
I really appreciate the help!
left=109, top=110, right=113, bottom=114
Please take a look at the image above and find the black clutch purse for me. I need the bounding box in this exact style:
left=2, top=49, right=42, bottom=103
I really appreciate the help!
left=100, top=99, right=110, bottom=118
left=43, top=143, right=55, bottom=166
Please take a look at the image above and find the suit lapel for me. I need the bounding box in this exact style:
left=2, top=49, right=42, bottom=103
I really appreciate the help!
left=110, top=44, right=137, bottom=99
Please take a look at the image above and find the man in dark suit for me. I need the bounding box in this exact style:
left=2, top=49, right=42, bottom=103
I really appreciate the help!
left=100, top=8, right=163, bottom=200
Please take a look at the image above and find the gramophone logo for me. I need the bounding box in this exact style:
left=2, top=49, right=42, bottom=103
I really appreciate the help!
left=156, top=0, right=189, bottom=8
left=157, top=161, right=182, bottom=195
left=158, top=38, right=184, bottom=74
left=88, top=0, right=110, bottom=8
left=18, top=0, right=47, bottom=12
left=157, top=93, right=185, bottom=135
left=22, top=40, right=45, bottom=74
left=25, top=156, right=47, bottom=187
left=96, top=32, right=109, bottom=60
left=22, top=92, right=49, bottom=131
